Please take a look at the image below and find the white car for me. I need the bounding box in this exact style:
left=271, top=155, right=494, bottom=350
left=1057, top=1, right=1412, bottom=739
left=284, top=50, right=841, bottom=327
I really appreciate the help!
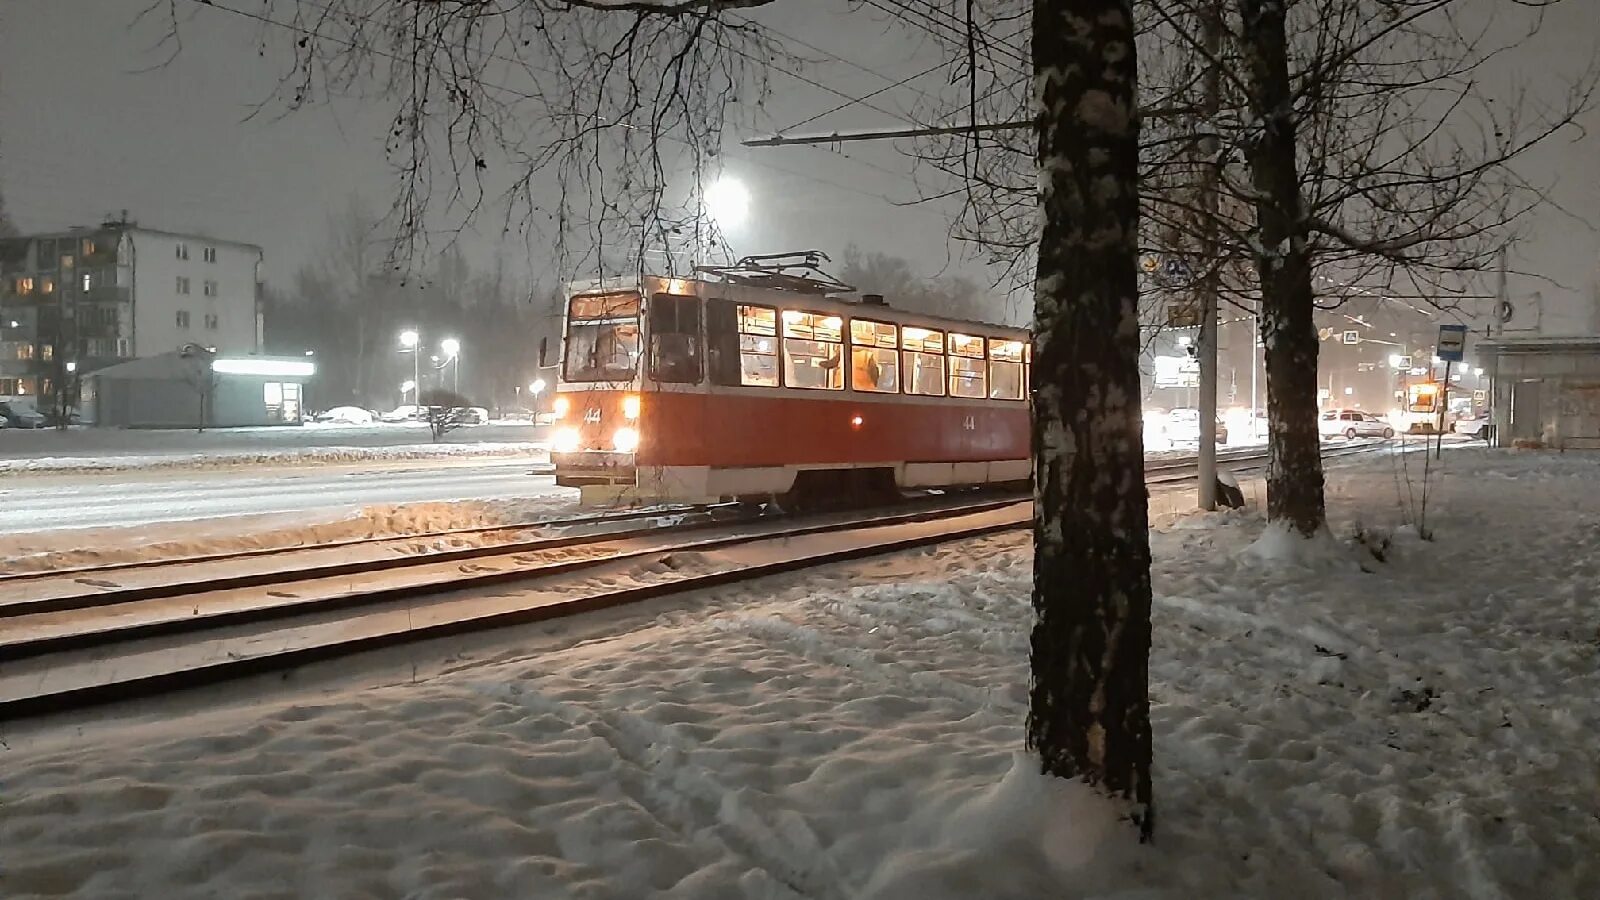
left=1452, top=414, right=1490, bottom=437
left=1318, top=409, right=1395, bottom=440
left=315, top=406, right=376, bottom=426
left=379, top=405, right=421, bottom=423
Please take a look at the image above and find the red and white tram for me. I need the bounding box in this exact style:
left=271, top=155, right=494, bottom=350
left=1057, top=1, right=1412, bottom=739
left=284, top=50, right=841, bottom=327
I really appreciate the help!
left=549, top=254, right=1031, bottom=504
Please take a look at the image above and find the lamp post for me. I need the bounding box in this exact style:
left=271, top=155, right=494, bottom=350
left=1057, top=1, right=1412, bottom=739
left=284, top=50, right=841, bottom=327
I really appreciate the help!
left=398, top=329, right=420, bottom=405
left=703, top=176, right=750, bottom=263
left=440, top=337, right=461, bottom=394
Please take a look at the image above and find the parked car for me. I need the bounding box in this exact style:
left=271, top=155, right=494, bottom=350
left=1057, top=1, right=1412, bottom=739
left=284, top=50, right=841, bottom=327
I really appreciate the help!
left=0, top=399, right=48, bottom=429
left=1318, top=409, right=1395, bottom=440
left=1165, top=408, right=1230, bottom=445
left=315, top=405, right=377, bottom=426
left=379, top=405, right=421, bottom=423
left=1452, top=413, right=1490, bottom=437
left=456, top=406, right=490, bottom=425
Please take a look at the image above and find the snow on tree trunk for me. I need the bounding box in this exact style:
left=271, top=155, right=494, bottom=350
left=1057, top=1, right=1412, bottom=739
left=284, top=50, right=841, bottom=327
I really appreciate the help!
left=1028, top=0, right=1155, bottom=841
left=1239, top=0, right=1326, bottom=538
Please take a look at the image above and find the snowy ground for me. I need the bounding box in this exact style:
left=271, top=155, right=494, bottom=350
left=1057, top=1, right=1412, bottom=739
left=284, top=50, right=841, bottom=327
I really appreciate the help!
left=3, top=448, right=1597, bottom=898
left=0, top=422, right=546, bottom=476
left=0, top=469, right=577, bottom=573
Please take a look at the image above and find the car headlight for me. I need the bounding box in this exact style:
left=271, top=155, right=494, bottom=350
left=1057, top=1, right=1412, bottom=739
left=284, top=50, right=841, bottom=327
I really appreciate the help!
left=552, top=426, right=580, bottom=454
left=552, top=396, right=571, bottom=419
left=612, top=427, right=640, bottom=453
left=622, top=394, right=641, bottom=420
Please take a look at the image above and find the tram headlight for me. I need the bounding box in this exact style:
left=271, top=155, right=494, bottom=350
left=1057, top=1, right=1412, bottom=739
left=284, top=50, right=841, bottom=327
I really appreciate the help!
left=553, top=395, right=571, bottom=419
left=612, top=427, right=640, bottom=453
left=622, top=394, right=641, bottom=420
left=552, top=426, right=580, bottom=454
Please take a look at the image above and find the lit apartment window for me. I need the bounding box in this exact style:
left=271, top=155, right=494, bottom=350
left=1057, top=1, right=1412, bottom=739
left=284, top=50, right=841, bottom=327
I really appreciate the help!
left=14, top=277, right=32, bottom=295
left=82, top=239, right=96, bottom=256
left=41, top=344, right=54, bottom=361
left=203, top=279, right=218, bottom=297
left=203, top=246, right=217, bottom=263
left=176, top=243, right=190, bottom=261
left=82, top=272, right=93, bottom=292
left=177, top=310, right=191, bottom=329
left=177, top=276, right=191, bottom=295
left=40, top=277, right=55, bottom=294
left=204, top=313, right=219, bottom=330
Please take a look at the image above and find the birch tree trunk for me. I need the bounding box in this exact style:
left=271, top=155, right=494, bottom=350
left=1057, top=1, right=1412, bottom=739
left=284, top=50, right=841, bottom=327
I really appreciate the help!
left=1238, top=0, right=1327, bottom=537
left=1028, top=0, right=1155, bottom=841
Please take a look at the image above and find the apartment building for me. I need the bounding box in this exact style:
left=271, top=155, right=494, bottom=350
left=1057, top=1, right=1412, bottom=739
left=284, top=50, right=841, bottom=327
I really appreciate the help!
left=0, top=215, right=263, bottom=396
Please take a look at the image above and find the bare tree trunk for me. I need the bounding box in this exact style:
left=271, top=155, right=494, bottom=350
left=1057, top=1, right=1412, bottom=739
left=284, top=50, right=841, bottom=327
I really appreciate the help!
left=1028, top=0, right=1155, bottom=841
left=1239, top=0, right=1326, bottom=537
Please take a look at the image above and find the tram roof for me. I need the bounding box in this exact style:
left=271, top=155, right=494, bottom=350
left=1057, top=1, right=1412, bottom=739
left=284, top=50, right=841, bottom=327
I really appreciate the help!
left=565, top=273, right=1027, bottom=338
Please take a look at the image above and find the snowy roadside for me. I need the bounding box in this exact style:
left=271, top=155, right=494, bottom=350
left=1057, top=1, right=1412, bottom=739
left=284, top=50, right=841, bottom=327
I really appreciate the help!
left=3, top=448, right=1597, bottom=898
left=0, top=441, right=549, bottom=477
left=0, top=494, right=582, bottom=574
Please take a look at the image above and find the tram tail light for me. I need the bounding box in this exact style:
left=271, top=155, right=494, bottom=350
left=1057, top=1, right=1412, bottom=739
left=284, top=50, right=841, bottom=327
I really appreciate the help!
left=553, top=395, right=571, bottom=419
left=622, top=394, right=641, bottom=420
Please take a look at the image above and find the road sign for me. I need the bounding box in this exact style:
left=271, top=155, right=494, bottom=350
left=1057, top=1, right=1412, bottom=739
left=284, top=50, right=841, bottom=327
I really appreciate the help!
left=1437, top=323, right=1467, bottom=362
left=1342, top=330, right=1360, bottom=345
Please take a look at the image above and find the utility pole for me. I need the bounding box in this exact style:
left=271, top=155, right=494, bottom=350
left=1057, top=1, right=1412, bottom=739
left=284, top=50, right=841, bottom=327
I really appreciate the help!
left=1195, top=4, right=1226, bottom=510
left=1489, top=248, right=1507, bottom=445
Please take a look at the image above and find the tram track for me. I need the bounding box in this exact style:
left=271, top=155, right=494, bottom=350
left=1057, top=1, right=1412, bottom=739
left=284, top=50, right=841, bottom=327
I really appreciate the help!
left=0, top=439, right=1401, bottom=721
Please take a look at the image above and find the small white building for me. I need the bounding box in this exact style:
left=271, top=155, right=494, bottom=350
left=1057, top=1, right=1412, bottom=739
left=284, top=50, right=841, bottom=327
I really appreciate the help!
left=0, top=215, right=263, bottom=397
left=85, top=350, right=313, bottom=429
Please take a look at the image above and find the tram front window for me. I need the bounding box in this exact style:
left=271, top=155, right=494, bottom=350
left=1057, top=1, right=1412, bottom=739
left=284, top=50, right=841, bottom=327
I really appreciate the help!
left=564, top=293, right=641, bottom=383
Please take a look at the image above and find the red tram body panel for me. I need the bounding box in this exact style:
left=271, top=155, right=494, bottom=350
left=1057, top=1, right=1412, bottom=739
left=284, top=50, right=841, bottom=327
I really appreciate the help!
left=550, top=264, right=1030, bottom=503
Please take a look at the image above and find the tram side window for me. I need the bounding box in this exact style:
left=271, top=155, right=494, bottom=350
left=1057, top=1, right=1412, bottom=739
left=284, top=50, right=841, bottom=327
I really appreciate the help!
left=647, top=293, right=703, bottom=384
left=901, top=326, right=946, bottom=396
left=783, top=311, right=844, bottom=390
left=948, top=333, right=987, bottom=399
left=988, top=338, right=1026, bottom=400
left=707, top=300, right=779, bottom=387
left=850, top=319, right=899, bottom=393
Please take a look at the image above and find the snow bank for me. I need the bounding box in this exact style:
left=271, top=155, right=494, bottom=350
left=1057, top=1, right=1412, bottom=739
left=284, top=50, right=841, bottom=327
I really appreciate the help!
left=0, top=441, right=547, bottom=476
left=1240, top=521, right=1357, bottom=569
left=858, top=752, right=1140, bottom=900
left=0, top=495, right=580, bottom=573
left=4, top=451, right=1599, bottom=897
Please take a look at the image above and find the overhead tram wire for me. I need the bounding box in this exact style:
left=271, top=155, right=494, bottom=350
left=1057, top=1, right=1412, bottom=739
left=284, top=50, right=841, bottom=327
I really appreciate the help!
left=857, top=0, right=1029, bottom=72
left=185, top=0, right=929, bottom=208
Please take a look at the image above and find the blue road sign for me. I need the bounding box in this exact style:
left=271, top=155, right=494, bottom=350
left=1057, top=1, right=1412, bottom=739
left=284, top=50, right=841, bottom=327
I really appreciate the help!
left=1437, top=323, right=1468, bottom=362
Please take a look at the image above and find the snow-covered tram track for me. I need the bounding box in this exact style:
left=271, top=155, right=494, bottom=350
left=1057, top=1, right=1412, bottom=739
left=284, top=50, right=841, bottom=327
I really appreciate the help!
left=0, top=497, right=1030, bottom=721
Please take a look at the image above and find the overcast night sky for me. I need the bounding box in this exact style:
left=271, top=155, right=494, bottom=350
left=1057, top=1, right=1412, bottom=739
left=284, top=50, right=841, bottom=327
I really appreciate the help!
left=2, top=0, right=1596, bottom=330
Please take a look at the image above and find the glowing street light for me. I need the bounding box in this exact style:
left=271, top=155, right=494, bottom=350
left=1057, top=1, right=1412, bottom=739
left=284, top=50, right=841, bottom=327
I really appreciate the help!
left=1388, top=354, right=1404, bottom=368
left=440, top=337, right=462, bottom=393
left=529, top=378, right=547, bottom=396
left=705, top=176, right=750, bottom=230
left=398, top=329, right=421, bottom=404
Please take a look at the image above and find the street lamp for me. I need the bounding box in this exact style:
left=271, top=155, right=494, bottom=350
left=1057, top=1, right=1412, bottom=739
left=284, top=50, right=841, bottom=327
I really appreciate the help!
left=705, top=176, right=750, bottom=230
left=398, top=329, right=421, bottom=404
left=529, top=378, right=546, bottom=396
left=65, top=361, right=77, bottom=373
left=440, top=338, right=461, bottom=393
